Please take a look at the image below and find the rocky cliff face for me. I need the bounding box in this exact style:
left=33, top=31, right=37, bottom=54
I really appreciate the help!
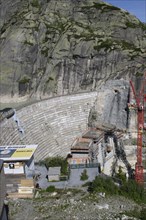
left=0, top=0, right=146, bottom=103
left=88, top=79, right=129, bottom=130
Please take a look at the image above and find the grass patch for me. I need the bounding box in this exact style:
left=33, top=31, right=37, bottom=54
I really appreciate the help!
left=80, top=169, right=89, bottom=181
left=123, top=207, right=146, bottom=220
left=88, top=176, right=146, bottom=204
left=46, top=185, right=56, bottom=192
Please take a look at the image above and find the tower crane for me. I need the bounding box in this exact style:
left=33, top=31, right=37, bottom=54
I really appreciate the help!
left=130, top=73, right=146, bottom=184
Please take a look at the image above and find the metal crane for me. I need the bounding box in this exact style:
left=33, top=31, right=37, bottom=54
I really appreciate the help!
left=130, top=74, right=146, bottom=184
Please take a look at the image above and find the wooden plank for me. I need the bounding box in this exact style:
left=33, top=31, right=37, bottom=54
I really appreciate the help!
left=21, top=179, right=34, bottom=187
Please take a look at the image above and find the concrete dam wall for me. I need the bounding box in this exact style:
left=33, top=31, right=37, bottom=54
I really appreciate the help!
left=0, top=92, right=97, bottom=161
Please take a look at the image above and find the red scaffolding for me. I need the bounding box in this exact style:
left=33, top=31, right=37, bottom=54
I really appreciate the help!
left=130, top=73, right=146, bottom=184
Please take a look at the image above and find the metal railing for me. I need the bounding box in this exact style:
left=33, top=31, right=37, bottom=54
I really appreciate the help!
left=69, top=163, right=99, bottom=169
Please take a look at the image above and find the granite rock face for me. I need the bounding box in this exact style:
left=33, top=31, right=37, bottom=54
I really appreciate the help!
left=0, top=0, right=146, bottom=103
left=88, top=79, right=130, bottom=130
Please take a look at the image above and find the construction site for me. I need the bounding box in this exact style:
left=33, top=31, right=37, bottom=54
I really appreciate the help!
left=0, top=75, right=146, bottom=179
left=0, top=75, right=146, bottom=220
left=68, top=73, right=146, bottom=185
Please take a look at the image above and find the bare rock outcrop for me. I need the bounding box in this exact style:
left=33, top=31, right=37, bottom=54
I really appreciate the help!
left=0, top=0, right=146, bottom=104
left=88, top=79, right=129, bottom=130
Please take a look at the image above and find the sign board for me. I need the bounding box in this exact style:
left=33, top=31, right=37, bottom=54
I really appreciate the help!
left=0, top=145, right=38, bottom=161
left=4, top=162, right=24, bottom=174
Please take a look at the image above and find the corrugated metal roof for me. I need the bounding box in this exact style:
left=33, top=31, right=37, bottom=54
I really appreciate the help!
left=82, top=130, right=103, bottom=139
left=72, top=142, right=90, bottom=149
left=48, top=167, right=61, bottom=176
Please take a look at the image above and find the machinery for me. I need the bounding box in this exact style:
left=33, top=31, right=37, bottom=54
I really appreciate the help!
left=0, top=108, right=15, bottom=122
left=130, top=74, right=146, bottom=184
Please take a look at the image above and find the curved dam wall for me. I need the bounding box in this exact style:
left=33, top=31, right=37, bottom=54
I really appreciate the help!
left=0, top=92, right=97, bottom=161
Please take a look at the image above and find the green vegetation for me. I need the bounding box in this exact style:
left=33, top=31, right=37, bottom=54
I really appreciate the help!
left=82, top=181, right=91, bottom=187
left=125, top=21, right=138, bottom=29
left=131, top=138, right=137, bottom=145
left=120, top=180, right=146, bottom=203
left=88, top=176, right=146, bottom=204
left=115, top=166, right=126, bottom=183
left=19, top=76, right=30, bottom=84
left=45, top=21, right=68, bottom=34
left=81, top=193, right=99, bottom=203
left=136, top=72, right=144, bottom=77
left=125, top=21, right=146, bottom=31
left=141, top=207, right=146, bottom=220
left=120, top=41, right=135, bottom=50
left=1, top=27, right=6, bottom=35
left=91, top=111, right=97, bottom=120
left=34, top=26, right=39, bottom=32
left=82, top=2, right=120, bottom=12
left=31, top=0, right=40, bottom=8
left=9, top=200, right=20, bottom=217
left=46, top=76, right=54, bottom=83
left=74, top=33, right=95, bottom=41
left=24, top=40, right=34, bottom=46
left=129, top=54, right=139, bottom=60
left=88, top=176, right=119, bottom=195
left=1, top=9, right=27, bottom=35
left=46, top=185, right=56, bottom=192
left=41, top=48, right=48, bottom=57
left=121, top=40, right=141, bottom=52
left=124, top=207, right=146, bottom=220
left=93, top=2, right=120, bottom=11
left=94, top=38, right=141, bottom=53
left=94, top=39, right=114, bottom=51
left=140, top=22, right=146, bottom=31
left=80, top=169, right=89, bottom=181
left=40, top=156, right=68, bottom=176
